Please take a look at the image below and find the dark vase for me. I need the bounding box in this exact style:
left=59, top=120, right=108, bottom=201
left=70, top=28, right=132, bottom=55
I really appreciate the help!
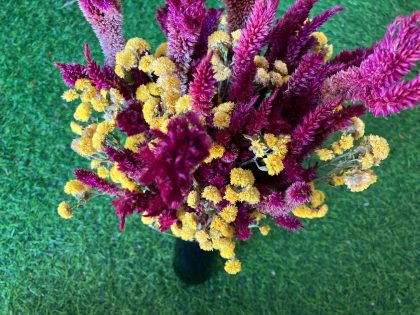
left=173, top=238, right=217, bottom=284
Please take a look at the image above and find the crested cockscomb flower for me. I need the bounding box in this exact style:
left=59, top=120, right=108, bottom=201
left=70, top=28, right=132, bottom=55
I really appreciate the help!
left=78, top=0, right=125, bottom=66
left=323, top=12, right=420, bottom=116
left=56, top=0, right=419, bottom=275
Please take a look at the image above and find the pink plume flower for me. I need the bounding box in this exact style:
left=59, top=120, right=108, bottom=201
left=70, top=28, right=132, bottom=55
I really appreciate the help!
left=78, top=0, right=125, bottom=66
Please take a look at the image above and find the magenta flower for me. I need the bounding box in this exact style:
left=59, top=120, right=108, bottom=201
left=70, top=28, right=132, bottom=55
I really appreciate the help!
left=78, top=0, right=125, bottom=66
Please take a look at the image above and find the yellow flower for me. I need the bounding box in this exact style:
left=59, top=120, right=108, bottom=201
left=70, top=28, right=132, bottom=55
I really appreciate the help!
left=344, top=170, right=377, bottom=192
left=255, top=68, right=270, bottom=86
left=110, top=164, right=125, bottom=183
left=90, top=160, right=101, bottom=169
left=97, top=167, right=109, bottom=179
left=64, top=180, right=86, bottom=195
left=199, top=240, right=214, bottom=251
left=315, top=148, right=335, bottom=161
left=195, top=230, right=210, bottom=243
left=180, top=227, right=196, bottom=241
left=230, top=168, right=255, bottom=188
left=315, top=204, right=328, bottom=218
left=116, top=50, right=137, bottom=69
left=263, top=134, right=278, bottom=149
left=114, top=65, right=125, bottom=78
left=310, top=189, right=325, bottom=208
left=175, top=95, right=192, bottom=114
left=331, top=142, right=343, bottom=155
left=213, top=111, right=231, bottom=129
left=338, top=134, right=354, bottom=151
left=183, top=212, right=198, bottom=230
left=92, top=121, right=115, bottom=151
left=125, top=37, right=150, bottom=54
left=91, top=97, right=110, bottom=112
left=125, top=133, right=146, bottom=152
left=136, top=84, right=151, bottom=102
left=141, top=214, right=155, bottom=225
left=120, top=176, right=137, bottom=192
left=109, top=88, right=124, bottom=104
left=147, top=82, right=163, bottom=96
left=212, top=237, right=232, bottom=250
left=74, top=103, right=92, bottom=122
left=80, top=86, right=98, bottom=103
left=71, top=124, right=97, bottom=156
left=138, top=54, right=154, bottom=73
left=155, top=42, right=168, bottom=57
left=274, top=60, right=288, bottom=75
left=202, top=186, right=222, bottom=204
left=250, top=211, right=266, bottom=221
left=142, top=97, right=160, bottom=124
left=231, top=29, right=241, bottom=44
left=224, top=185, right=240, bottom=204
left=323, top=44, right=334, bottom=61
left=205, top=143, right=225, bottom=163
left=62, top=89, right=79, bottom=102
left=259, top=225, right=271, bottom=236
left=224, top=259, right=241, bottom=275
left=57, top=201, right=72, bottom=219
left=367, top=135, right=390, bottom=162
left=171, top=223, right=182, bottom=237
left=208, top=31, right=231, bottom=48
left=220, top=246, right=235, bottom=259
left=352, top=117, right=365, bottom=139
left=214, top=66, right=232, bottom=81
left=219, top=205, right=238, bottom=223
left=150, top=57, right=176, bottom=76
left=264, top=153, right=285, bottom=176
left=157, top=75, right=181, bottom=93
left=361, top=153, right=375, bottom=170
left=254, top=55, right=269, bottom=69
left=251, top=139, right=266, bottom=158
left=70, top=121, right=83, bottom=135
left=187, top=190, right=199, bottom=209
left=75, top=79, right=92, bottom=91
left=239, top=186, right=260, bottom=205
left=214, top=102, right=235, bottom=113
left=311, top=31, right=328, bottom=50
left=292, top=205, right=312, bottom=218
left=331, top=175, right=345, bottom=186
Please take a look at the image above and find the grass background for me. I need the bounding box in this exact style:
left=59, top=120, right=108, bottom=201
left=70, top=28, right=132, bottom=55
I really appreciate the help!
left=0, top=0, right=419, bottom=314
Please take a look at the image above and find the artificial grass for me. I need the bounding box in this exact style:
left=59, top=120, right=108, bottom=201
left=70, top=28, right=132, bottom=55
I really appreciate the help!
left=0, top=0, right=419, bottom=314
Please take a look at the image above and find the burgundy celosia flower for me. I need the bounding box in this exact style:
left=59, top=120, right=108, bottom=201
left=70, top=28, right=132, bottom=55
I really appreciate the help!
left=196, top=160, right=232, bottom=188
left=267, top=0, right=318, bottom=64
left=229, top=0, right=279, bottom=102
left=233, top=204, right=253, bottom=240
left=222, top=0, right=256, bottom=32
left=105, top=147, right=143, bottom=180
left=55, top=62, right=88, bottom=87
left=112, top=190, right=147, bottom=231
left=138, top=113, right=211, bottom=209
left=74, top=169, right=121, bottom=196
left=285, top=181, right=311, bottom=204
left=323, top=12, right=420, bottom=116
left=166, top=0, right=206, bottom=71
left=78, top=0, right=125, bottom=66
left=189, top=52, right=217, bottom=116
left=275, top=215, right=303, bottom=231
left=116, top=102, right=149, bottom=136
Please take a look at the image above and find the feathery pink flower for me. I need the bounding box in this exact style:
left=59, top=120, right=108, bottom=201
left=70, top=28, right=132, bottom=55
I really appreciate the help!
left=74, top=169, right=121, bottom=196
left=222, top=0, right=256, bottom=32
left=78, top=0, right=125, bottom=66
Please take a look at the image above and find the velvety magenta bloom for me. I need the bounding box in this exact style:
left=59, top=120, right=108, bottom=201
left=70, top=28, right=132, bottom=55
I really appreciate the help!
left=105, top=147, right=143, bottom=180
left=285, top=6, right=344, bottom=69
left=323, top=12, right=420, bottom=116
left=196, top=160, right=232, bottom=188
left=78, top=0, right=125, bottom=66
left=229, top=0, right=279, bottom=102
left=285, top=181, right=311, bottom=204
left=74, top=169, right=121, bottom=196
left=189, top=52, right=217, bottom=116
left=138, top=113, right=211, bottom=209
left=112, top=190, right=146, bottom=231
left=275, top=215, right=303, bottom=231
left=267, top=0, right=318, bottom=64
left=233, top=205, right=253, bottom=240
left=245, top=90, right=278, bottom=135
left=116, top=102, right=149, bottom=136
left=222, top=0, right=256, bottom=32
left=165, top=0, right=206, bottom=71
left=55, top=62, right=88, bottom=87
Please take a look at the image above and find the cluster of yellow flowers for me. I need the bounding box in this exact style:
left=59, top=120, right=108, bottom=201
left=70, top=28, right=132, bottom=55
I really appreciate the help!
left=254, top=56, right=290, bottom=88
left=212, top=101, right=235, bottom=129
left=293, top=183, right=328, bottom=219
left=208, top=29, right=234, bottom=82
left=248, top=133, right=291, bottom=176
left=311, top=31, right=333, bottom=61
left=137, top=167, right=267, bottom=275
left=315, top=118, right=389, bottom=192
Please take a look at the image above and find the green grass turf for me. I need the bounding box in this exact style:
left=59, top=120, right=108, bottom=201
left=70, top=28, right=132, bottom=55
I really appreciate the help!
left=0, top=0, right=419, bottom=314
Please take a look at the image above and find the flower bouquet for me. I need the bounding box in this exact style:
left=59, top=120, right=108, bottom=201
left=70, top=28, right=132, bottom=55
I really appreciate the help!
left=56, top=0, right=419, bottom=276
